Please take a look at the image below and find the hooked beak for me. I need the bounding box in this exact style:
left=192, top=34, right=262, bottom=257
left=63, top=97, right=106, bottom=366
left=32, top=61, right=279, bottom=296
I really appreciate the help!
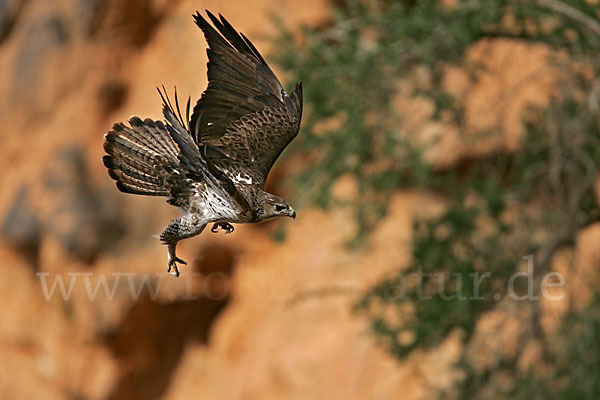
left=290, top=209, right=296, bottom=219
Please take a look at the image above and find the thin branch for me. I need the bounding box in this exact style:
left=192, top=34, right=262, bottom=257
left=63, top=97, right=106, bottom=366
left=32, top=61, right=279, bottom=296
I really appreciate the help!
left=535, top=0, right=600, bottom=37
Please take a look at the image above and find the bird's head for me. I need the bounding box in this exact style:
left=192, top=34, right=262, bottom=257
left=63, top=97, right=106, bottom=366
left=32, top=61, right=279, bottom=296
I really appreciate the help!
left=258, top=193, right=296, bottom=221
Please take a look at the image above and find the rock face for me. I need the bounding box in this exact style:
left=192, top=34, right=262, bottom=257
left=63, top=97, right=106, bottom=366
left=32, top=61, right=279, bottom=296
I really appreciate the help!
left=0, top=1, right=594, bottom=400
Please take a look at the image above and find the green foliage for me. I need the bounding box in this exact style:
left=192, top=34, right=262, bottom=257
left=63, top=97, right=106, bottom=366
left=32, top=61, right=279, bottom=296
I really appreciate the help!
left=275, top=0, right=600, bottom=398
left=275, top=0, right=510, bottom=218
left=555, top=294, right=600, bottom=398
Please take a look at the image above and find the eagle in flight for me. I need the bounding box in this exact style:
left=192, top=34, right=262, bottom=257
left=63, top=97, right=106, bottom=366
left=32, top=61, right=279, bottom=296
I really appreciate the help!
left=103, top=10, right=302, bottom=277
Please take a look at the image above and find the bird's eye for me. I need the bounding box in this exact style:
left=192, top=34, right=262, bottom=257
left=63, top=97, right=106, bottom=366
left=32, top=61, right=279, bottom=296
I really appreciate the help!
left=275, top=205, right=286, bottom=212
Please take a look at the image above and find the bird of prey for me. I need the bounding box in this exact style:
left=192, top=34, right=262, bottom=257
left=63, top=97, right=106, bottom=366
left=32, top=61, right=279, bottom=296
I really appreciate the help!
left=103, top=10, right=302, bottom=277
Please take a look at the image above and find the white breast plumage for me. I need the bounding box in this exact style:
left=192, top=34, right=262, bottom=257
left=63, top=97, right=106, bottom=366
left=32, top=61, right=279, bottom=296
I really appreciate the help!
left=189, top=182, right=242, bottom=221
left=230, top=172, right=253, bottom=185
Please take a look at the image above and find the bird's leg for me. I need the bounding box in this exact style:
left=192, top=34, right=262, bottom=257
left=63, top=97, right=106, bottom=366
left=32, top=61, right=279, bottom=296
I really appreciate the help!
left=210, top=222, right=235, bottom=234
left=222, top=223, right=234, bottom=234
left=159, top=214, right=207, bottom=277
left=166, top=242, right=186, bottom=277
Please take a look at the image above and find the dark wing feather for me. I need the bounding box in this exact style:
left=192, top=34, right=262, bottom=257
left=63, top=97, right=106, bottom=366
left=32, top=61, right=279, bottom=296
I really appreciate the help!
left=157, top=86, right=200, bottom=175
left=190, top=11, right=303, bottom=185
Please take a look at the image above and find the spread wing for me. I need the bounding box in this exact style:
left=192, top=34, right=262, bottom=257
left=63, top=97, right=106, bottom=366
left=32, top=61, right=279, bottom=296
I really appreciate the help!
left=190, top=11, right=303, bottom=186
left=157, top=87, right=252, bottom=213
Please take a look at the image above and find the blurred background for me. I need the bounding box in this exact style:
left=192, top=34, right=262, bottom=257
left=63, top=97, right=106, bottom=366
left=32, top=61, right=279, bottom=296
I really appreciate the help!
left=1, top=0, right=600, bottom=399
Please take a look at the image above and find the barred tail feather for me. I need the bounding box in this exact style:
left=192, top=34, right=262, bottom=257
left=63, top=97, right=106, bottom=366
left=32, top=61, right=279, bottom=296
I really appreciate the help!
left=103, top=116, right=181, bottom=196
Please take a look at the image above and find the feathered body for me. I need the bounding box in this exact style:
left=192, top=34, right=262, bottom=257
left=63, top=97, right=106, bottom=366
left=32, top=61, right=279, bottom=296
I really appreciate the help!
left=103, top=11, right=302, bottom=276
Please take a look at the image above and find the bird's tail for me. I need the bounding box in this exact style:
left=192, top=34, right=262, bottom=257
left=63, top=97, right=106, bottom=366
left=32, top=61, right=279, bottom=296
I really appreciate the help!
left=103, top=116, right=181, bottom=196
